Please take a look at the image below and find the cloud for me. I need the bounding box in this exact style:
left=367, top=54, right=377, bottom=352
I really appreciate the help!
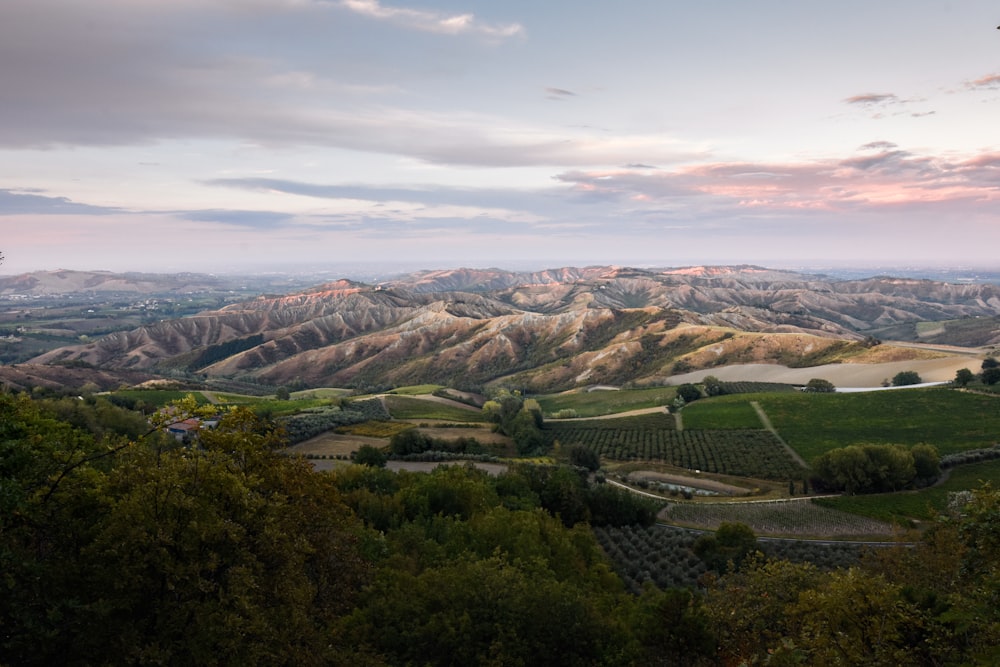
left=0, top=189, right=121, bottom=216
left=179, top=210, right=296, bottom=228
left=545, top=87, right=576, bottom=100
left=843, top=92, right=933, bottom=120
left=965, top=73, right=1000, bottom=91
left=844, top=93, right=900, bottom=107
left=553, top=146, right=1000, bottom=217
left=335, top=0, right=524, bottom=38
left=205, top=177, right=556, bottom=223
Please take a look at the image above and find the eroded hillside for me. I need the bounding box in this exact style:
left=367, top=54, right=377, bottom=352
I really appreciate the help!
left=28, top=266, right=1000, bottom=391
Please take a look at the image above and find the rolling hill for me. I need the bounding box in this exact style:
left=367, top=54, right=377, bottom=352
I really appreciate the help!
left=23, top=265, right=1000, bottom=392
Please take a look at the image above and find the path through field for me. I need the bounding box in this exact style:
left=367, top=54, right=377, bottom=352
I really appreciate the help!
left=750, top=401, right=807, bottom=468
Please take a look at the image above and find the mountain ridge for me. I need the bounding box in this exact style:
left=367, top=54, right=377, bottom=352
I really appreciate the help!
left=24, top=265, right=1000, bottom=392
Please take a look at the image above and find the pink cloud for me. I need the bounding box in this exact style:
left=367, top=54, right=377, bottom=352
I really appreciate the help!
left=555, top=147, right=1000, bottom=215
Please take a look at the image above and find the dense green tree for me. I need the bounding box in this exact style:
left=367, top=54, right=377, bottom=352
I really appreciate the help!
left=676, top=383, right=702, bottom=404
left=981, top=366, right=1000, bottom=385
left=910, top=443, right=940, bottom=482
left=891, top=370, right=922, bottom=386
left=693, top=522, right=758, bottom=573
left=812, top=443, right=918, bottom=494
left=352, top=444, right=387, bottom=467
left=804, top=377, right=836, bottom=393
left=954, top=367, right=975, bottom=387
left=632, top=587, right=715, bottom=666
left=702, top=375, right=725, bottom=396
left=569, top=444, right=601, bottom=471
left=0, top=403, right=372, bottom=665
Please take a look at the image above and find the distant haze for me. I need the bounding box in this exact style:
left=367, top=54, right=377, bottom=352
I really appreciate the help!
left=2, top=1, right=999, bottom=274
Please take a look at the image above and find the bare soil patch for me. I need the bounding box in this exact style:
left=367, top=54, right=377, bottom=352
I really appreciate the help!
left=670, top=354, right=979, bottom=388
left=627, top=470, right=747, bottom=495
left=416, top=426, right=512, bottom=445
left=286, top=432, right=385, bottom=457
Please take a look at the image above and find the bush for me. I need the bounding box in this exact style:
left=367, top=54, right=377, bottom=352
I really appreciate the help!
left=891, top=371, right=922, bottom=387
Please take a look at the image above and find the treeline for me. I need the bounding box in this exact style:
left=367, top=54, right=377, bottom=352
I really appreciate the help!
left=3, top=392, right=1000, bottom=665
left=811, top=443, right=940, bottom=494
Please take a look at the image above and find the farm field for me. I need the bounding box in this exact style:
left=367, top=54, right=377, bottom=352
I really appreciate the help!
left=547, top=418, right=804, bottom=481
left=813, top=459, right=1000, bottom=523
left=593, top=524, right=866, bottom=593
left=383, top=395, right=486, bottom=422
left=535, top=386, right=677, bottom=418
left=680, top=398, right=766, bottom=430
left=660, top=499, right=897, bottom=538
left=286, top=431, right=385, bottom=458
left=743, top=388, right=1000, bottom=461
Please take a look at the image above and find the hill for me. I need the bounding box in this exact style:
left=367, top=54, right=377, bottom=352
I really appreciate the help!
left=22, top=265, right=1000, bottom=392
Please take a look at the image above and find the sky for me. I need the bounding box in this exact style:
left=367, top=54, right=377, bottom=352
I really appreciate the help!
left=1, top=0, right=999, bottom=276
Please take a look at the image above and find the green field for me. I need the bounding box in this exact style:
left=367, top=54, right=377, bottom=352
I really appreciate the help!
left=386, top=384, right=445, bottom=395
left=749, top=388, right=1000, bottom=461
left=535, top=386, right=677, bottom=418
left=813, top=459, right=1000, bottom=524
left=383, top=395, right=486, bottom=422
left=680, top=397, right=766, bottom=429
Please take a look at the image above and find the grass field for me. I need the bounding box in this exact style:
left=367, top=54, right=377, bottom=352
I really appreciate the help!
left=383, top=395, right=486, bottom=422
left=813, top=459, right=1000, bottom=524
left=749, top=388, right=1000, bottom=461
left=680, top=398, right=765, bottom=429
left=386, top=385, right=444, bottom=395
left=535, top=386, right=677, bottom=418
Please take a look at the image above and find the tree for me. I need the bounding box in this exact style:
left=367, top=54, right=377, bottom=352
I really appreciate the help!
left=274, top=386, right=291, bottom=400
left=569, top=444, right=600, bottom=471
left=892, top=371, right=922, bottom=386
left=981, top=366, right=1000, bottom=386
left=702, top=375, right=725, bottom=396
left=804, top=378, right=836, bottom=393
left=954, top=368, right=975, bottom=387
left=694, top=522, right=758, bottom=573
left=676, top=383, right=702, bottom=404
left=352, top=444, right=387, bottom=467
left=911, top=444, right=940, bottom=482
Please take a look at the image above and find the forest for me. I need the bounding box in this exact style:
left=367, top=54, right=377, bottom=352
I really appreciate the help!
left=2, top=391, right=1000, bottom=666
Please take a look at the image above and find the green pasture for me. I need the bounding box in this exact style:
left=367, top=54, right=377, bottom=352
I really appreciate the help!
left=813, top=459, right=1000, bottom=524
left=680, top=397, right=765, bottom=430
left=535, top=386, right=677, bottom=418
left=383, top=395, right=486, bottom=422
left=386, top=385, right=444, bottom=395
left=752, top=388, right=1000, bottom=461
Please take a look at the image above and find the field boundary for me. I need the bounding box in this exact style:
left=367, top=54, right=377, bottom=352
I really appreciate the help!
left=751, top=401, right=807, bottom=468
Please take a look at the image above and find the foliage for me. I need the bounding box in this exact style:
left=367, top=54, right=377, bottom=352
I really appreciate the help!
left=675, top=383, right=703, bottom=403
left=812, top=443, right=938, bottom=494
left=954, top=367, right=975, bottom=387
left=891, top=370, right=923, bottom=386
left=804, top=377, right=836, bottom=392
left=569, top=444, right=601, bottom=471
left=352, top=444, right=387, bottom=467
left=693, top=522, right=759, bottom=573
left=0, top=402, right=372, bottom=665
left=278, top=398, right=390, bottom=444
